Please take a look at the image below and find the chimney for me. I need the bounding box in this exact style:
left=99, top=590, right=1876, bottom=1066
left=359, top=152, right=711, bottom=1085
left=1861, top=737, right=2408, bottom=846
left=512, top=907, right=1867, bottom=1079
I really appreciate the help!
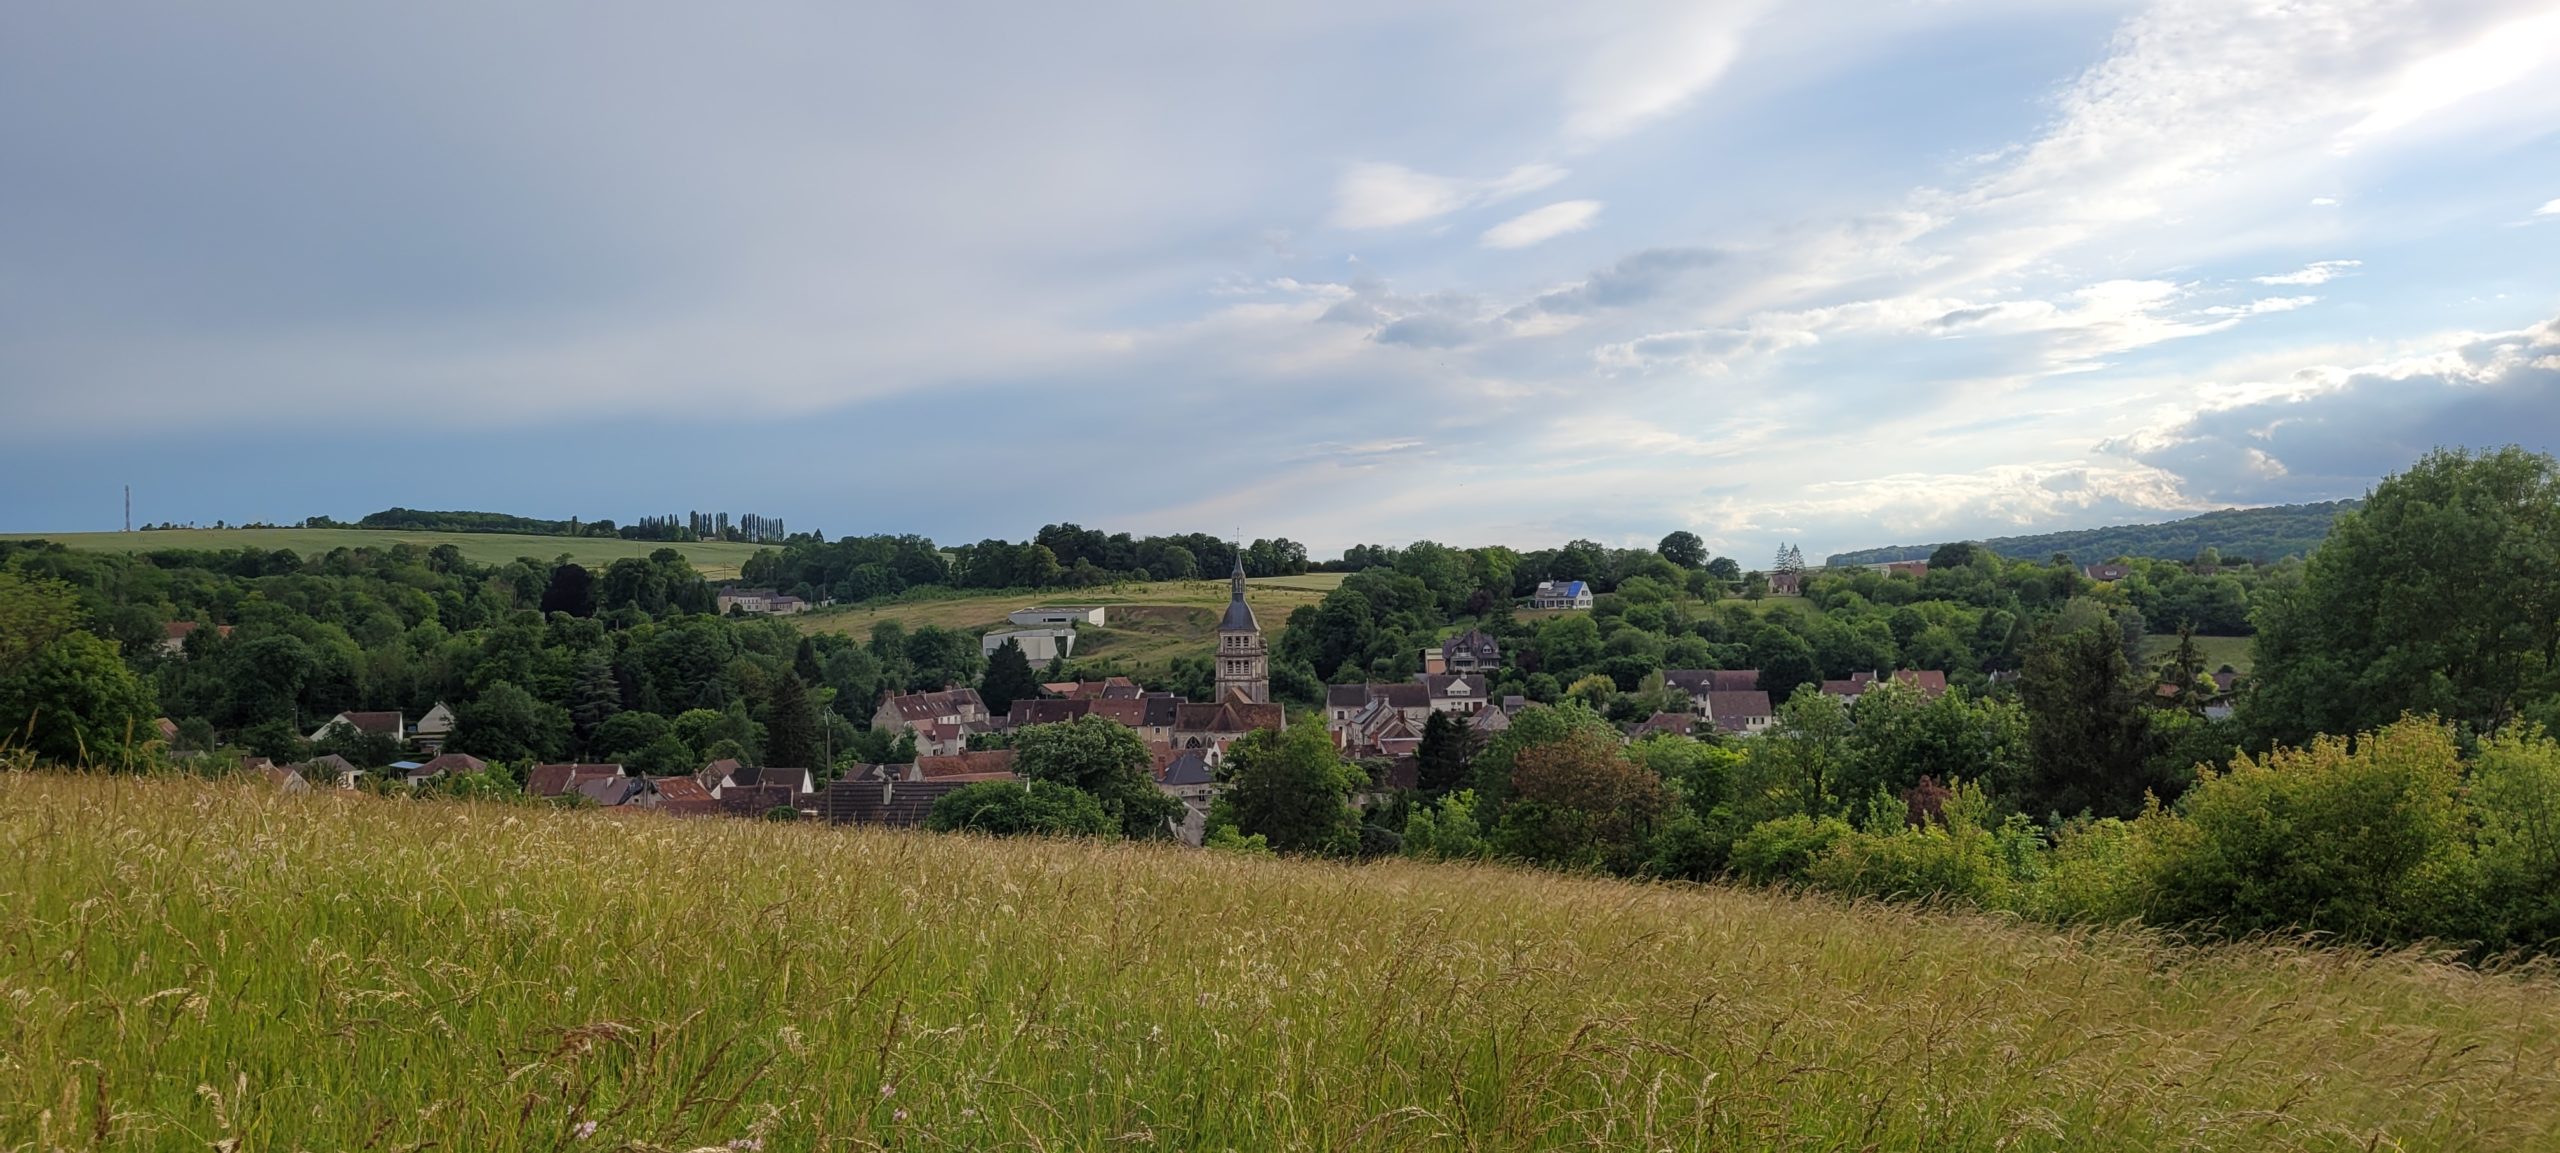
left=1423, top=648, right=1448, bottom=675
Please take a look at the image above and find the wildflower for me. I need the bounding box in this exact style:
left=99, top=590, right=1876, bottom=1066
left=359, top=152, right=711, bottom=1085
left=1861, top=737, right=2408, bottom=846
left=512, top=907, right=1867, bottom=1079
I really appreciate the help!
left=879, top=1083, right=896, bottom=1098
left=727, top=1140, right=763, bottom=1151
left=893, top=1109, right=909, bottom=1123
left=574, top=1120, right=598, bottom=1141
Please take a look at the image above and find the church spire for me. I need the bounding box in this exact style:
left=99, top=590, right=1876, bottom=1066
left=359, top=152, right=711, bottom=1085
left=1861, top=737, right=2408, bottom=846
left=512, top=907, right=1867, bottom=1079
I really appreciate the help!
left=1215, top=546, right=1267, bottom=704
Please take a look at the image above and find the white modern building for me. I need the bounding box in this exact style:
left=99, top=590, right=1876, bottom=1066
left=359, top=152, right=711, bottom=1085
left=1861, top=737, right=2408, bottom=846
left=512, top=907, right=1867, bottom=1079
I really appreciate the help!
left=981, top=627, right=1077, bottom=663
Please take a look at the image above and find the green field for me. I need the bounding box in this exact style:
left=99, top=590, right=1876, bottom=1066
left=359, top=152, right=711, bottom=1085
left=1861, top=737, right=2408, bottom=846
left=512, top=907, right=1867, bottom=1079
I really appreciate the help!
left=798, top=573, right=1347, bottom=673
left=0, top=527, right=770, bottom=580
left=2141, top=631, right=2256, bottom=675
left=4, top=772, right=2556, bottom=1150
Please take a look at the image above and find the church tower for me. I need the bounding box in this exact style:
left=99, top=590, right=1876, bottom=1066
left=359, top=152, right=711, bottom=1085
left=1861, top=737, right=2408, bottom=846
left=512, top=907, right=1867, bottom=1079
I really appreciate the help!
left=1213, top=553, right=1269, bottom=704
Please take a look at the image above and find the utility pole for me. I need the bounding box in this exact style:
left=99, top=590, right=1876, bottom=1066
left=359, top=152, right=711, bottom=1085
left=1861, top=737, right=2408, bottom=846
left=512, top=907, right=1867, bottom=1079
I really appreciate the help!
left=124, top=485, right=131, bottom=532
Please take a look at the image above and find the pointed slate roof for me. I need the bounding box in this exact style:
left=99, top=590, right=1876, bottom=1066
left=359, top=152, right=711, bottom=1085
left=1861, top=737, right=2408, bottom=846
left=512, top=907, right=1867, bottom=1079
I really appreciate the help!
left=1218, top=555, right=1259, bottom=633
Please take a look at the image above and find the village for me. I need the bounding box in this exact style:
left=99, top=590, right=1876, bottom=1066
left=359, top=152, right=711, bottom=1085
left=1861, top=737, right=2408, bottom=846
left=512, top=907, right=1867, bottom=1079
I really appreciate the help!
left=214, top=554, right=2227, bottom=845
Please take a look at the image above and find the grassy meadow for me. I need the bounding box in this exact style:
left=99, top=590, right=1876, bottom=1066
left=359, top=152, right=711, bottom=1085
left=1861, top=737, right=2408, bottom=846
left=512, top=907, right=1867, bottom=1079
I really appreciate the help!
left=2140, top=631, right=2256, bottom=675
left=5, top=773, right=2558, bottom=1151
left=0, top=528, right=769, bottom=580
left=797, top=574, right=1347, bottom=672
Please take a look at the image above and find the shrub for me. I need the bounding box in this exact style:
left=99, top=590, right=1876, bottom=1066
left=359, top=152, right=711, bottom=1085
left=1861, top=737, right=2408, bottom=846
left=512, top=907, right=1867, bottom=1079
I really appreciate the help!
left=1730, top=814, right=1853, bottom=884
left=2030, top=816, right=2152, bottom=924
left=1805, top=781, right=2036, bottom=910
left=2469, top=726, right=2560, bottom=951
left=2142, top=718, right=2476, bottom=945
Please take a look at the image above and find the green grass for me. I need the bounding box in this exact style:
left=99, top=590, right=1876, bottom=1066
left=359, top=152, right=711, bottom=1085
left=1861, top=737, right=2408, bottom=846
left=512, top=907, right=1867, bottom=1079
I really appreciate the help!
left=5, top=772, right=2557, bottom=1150
left=798, top=574, right=1346, bottom=673
left=0, top=527, right=770, bottom=579
left=2141, top=632, right=2256, bottom=675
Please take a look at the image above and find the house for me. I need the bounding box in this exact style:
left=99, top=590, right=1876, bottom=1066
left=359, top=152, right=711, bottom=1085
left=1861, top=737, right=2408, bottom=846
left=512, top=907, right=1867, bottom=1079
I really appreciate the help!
left=1154, top=747, right=1220, bottom=845
left=1091, top=694, right=1180, bottom=744
left=874, top=688, right=992, bottom=757
left=295, top=753, right=362, bottom=789
left=1820, top=670, right=1949, bottom=701
left=1324, top=683, right=1431, bottom=744
left=307, top=710, right=405, bottom=745
left=1041, top=677, right=1142, bottom=700
left=714, top=587, right=811, bottom=615
left=1007, top=698, right=1093, bottom=728
left=1664, top=669, right=1762, bottom=704
left=575, top=776, right=649, bottom=807
left=1340, top=699, right=1428, bottom=757
left=1700, top=690, right=1775, bottom=735
left=1530, top=580, right=1593, bottom=610
left=1010, top=606, right=1107, bottom=627
left=701, top=763, right=816, bottom=797
left=648, top=776, right=719, bottom=817
left=407, top=752, right=487, bottom=783
left=1170, top=696, right=1285, bottom=760
left=719, top=782, right=804, bottom=818
left=695, top=758, right=743, bottom=792
left=1469, top=704, right=1513, bottom=737
left=527, top=763, right=625, bottom=799
left=1768, top=571, right=1803, bottom=596
left=238, top=755, right=311, bottom=792
left=1632, top=712, right=1694, bottom=739
left=1417, top=673, right=1492, bottom=715
left=981, top=627, right=1076, bottom=663
left=916, top=749, right=1018, bottom=778
left=814, top=775, right=976, bottom=827
left=159, top=620, right=233, bottom=656
left=1441, top=629, right=1501, bottom=673
left=411, top=703, right=457, bottom=752
left=2081, top=563, right=2133, bottom=583
left=1869, top=560, right=1929, bottom=579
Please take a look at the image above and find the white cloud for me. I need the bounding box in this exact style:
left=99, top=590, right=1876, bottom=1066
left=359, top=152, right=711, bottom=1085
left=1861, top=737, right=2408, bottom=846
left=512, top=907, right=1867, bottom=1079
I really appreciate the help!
left=1561, top=2, right=1768, bottom=141
left=2340, top=7, right=2560, bottom=143
left=2310, top=196, right=2340, bottom=206
left=2538, top=198, right=2560, bottom=216
left=1481, top=200, right=1603, bottom=249
left=2254, top=260, right=2361, bottom=285
left=1328, top=162, right=1568, bottom=230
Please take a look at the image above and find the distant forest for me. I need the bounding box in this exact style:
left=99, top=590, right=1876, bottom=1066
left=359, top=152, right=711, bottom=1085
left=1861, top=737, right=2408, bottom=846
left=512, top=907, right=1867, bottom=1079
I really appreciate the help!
left=327, top=507, right=790, bottom=544
left=1826, top=500, right=2360, bottom=567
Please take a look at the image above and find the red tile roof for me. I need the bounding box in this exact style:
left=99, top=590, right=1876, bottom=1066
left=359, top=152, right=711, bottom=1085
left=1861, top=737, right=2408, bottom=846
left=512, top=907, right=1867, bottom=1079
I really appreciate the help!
left=917, top=750, right=1017, bottom=778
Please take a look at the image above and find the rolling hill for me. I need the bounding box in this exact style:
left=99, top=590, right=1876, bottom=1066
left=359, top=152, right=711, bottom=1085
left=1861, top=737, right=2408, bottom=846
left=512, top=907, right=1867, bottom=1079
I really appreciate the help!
left=1827, top=499, right=2359, bottom=567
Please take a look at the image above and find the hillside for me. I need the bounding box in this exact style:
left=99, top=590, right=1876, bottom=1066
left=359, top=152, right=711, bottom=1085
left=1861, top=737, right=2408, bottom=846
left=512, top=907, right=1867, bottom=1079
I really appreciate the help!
left=1828, top=499, right=2359, bottom=566
left=0, top=527, right=768, bottom=579
left=796, top=573, right=1347, bottom=673
left=7, top=773, right=2557, bottom=1151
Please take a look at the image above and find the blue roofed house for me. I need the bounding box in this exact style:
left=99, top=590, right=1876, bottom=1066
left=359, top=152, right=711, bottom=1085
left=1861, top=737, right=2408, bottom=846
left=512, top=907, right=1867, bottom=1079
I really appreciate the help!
left=1530, top=580, right=1593, bottom=610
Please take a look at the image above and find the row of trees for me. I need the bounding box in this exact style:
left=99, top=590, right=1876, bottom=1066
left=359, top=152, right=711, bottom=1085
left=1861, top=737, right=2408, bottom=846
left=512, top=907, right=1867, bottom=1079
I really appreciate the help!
left=0, top=537, right=1010, bottom=781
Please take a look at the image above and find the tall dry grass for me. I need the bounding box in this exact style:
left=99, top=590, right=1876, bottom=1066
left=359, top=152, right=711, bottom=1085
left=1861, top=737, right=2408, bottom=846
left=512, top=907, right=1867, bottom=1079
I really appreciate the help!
left=3, top=770, right=2556, bottom=1151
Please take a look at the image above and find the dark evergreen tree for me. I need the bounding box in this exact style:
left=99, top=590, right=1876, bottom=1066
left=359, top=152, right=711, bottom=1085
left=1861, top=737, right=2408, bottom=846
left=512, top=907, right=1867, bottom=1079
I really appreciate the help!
left=793, top=637, right=824, bottom=685
left=761, top=673, right=820, bottom=770
left=981, top=638, right=1040, bottom=716
left=2018, top=620, right=2160, bottom=819
left=567, top=653, right=621, bottom=755
left=1415, top=709, right=1478, bottom=796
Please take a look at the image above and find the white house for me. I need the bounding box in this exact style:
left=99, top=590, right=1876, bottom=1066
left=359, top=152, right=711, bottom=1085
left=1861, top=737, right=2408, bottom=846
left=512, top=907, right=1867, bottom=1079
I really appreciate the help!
left=412, top=702, right=457, bottom=752
left=307, top=711, right=405, bottom=744
left=981, top=627, right=1076, bottom=663
left=1530, top=580, right=1593, bottom=610
left=1008, top=606, right=1106, bottom=627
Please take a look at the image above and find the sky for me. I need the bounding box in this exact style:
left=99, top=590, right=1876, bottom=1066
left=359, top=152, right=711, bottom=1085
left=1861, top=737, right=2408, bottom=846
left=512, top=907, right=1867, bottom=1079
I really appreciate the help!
left=4, top=0, right=2559, bottom=563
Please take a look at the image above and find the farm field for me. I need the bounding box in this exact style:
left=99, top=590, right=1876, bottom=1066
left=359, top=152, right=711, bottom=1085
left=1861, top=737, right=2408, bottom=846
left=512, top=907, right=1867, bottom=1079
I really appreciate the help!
left=797, top=573, right=1348, bottom=674
left=0, top=527, right=769, bottom=579
left=5, top=772, right=2557, bottom=1151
